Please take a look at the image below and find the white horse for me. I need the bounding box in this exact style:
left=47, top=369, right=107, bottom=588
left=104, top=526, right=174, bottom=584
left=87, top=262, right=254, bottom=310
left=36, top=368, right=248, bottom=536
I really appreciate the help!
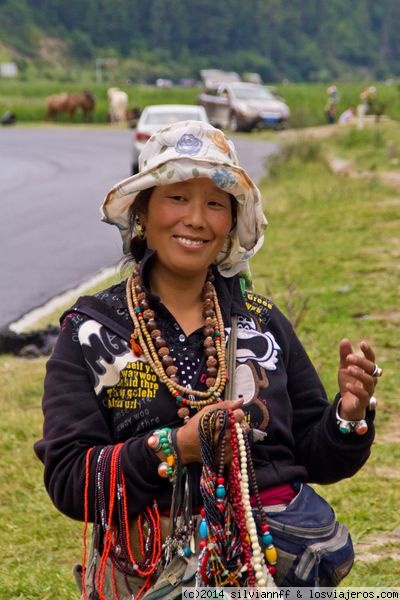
left=107, top=87, right=128, bottom=123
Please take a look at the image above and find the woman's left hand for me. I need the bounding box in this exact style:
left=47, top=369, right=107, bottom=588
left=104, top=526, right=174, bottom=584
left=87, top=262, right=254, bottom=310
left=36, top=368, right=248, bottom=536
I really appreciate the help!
left=337, top=339, right=379, bottom=420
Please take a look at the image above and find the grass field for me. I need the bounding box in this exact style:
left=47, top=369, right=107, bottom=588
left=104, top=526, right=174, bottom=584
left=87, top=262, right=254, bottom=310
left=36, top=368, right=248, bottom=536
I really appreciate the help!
left=330, top=120, right=400, bottom=172
left=0, top=126, right=399, bottom=596
left=1, top=79, right=400, bottom=128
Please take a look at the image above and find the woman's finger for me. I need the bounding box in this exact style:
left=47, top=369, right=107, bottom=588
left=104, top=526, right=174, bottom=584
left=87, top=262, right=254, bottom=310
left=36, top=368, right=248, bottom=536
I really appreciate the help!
left=360, top=340, right=376, bottom=364
left=348, top=365, right=375, bottom=394
left=346, top=353, right=376, bottom=379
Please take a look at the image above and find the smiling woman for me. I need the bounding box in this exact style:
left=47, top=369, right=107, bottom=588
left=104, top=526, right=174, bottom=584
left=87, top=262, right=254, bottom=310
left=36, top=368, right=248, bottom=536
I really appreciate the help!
left=35, top=120, right=380, bottom=599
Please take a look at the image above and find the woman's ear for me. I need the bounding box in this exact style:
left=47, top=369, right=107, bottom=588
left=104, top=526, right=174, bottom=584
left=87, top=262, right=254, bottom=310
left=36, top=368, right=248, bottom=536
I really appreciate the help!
left=137, top=225, right=146, bottom=240
left=135, top=215, right=146, bottom=240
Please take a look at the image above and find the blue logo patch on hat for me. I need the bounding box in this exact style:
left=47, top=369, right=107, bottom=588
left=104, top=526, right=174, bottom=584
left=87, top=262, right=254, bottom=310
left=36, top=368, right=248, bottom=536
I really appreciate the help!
left=175, top=134, right=203, bottom=155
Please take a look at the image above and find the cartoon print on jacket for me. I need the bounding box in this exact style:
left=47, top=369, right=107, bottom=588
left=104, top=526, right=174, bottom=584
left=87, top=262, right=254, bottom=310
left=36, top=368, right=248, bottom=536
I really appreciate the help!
left=78, top=319, right=136, bottom=395
left=76, top=310, right=281, bottom=436
left=77, top=318, right=163, bottom=437
left=231, top=315, right=281, bottom=430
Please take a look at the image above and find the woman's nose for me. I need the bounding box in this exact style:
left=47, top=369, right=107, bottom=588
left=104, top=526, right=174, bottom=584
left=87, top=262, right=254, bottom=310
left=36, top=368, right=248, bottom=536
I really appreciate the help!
left=182, top=199, right=205, bottom=228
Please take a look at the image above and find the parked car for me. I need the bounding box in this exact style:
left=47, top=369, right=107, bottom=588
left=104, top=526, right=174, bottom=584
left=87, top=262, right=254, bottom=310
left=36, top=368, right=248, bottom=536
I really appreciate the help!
left=198, top=81, right=290, bottom=132
left=131, top=104, right=209, bottom=175
left=155, top=78, right=173, bottom=88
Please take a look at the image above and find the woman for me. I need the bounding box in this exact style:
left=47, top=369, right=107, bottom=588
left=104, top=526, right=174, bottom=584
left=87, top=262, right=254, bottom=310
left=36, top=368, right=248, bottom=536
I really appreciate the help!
left=35, top=121, right=381, bottom=598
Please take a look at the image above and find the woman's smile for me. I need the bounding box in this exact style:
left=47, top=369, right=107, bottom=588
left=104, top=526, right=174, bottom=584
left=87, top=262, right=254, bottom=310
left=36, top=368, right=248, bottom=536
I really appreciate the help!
left=173, top=235, right=209, bottom=249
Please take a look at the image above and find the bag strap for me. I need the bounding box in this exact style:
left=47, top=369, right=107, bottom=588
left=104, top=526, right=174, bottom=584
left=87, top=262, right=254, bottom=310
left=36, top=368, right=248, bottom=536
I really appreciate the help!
left=68, top=303, right=132, bottom=343
left=225, top=314, right=238, bottom=399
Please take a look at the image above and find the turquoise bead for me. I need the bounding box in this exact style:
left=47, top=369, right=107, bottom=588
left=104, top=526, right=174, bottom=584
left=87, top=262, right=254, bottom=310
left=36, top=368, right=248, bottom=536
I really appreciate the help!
left=183, top=545, right=191, bottom=557
left=339, top=422, right=351, bottom=434
left=199, top=519, right=208, bottom=538
left=262, top=533, right=273, bottom=545
left=216, top=485, right=226, bottom=499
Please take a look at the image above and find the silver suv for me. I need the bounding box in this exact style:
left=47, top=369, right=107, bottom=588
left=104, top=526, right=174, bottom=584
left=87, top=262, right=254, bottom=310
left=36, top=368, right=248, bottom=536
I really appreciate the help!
left=198, top=81, right=290, bottom=132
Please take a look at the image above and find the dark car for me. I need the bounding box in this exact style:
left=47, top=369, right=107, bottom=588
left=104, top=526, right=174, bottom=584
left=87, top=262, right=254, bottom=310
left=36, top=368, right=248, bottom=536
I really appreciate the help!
left=198, top=81, right=290, bottom=132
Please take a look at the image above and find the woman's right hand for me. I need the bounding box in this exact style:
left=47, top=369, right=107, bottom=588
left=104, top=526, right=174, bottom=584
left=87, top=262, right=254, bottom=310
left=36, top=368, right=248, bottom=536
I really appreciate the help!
left=175, top=398, right=245, bottom=465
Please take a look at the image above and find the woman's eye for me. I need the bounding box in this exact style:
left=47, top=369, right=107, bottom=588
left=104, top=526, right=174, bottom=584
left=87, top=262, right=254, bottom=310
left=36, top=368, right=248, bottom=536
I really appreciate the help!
left=208, top=200, right=229, bottom=208
left=168, top=195, right=186, bottom=202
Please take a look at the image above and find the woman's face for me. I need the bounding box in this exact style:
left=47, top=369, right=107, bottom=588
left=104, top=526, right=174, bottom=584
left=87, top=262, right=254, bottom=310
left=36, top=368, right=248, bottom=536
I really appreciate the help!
left=142, top=178, right=233, bottom=279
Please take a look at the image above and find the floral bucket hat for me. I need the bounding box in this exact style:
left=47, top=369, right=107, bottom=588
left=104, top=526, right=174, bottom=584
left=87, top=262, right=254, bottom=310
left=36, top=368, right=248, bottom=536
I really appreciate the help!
left=101, top=120, right=267, bottom=277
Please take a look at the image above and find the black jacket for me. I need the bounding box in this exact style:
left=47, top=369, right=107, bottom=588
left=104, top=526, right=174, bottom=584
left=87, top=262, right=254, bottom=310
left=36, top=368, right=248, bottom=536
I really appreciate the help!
left=34, top=262, right=374, bottom=522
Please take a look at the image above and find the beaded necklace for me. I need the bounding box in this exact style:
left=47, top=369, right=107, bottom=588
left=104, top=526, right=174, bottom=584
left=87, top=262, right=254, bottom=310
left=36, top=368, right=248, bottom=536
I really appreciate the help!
left=126, top=264, right=228, bottom=417
left=196, top=408, right=278, bottom=589
left=82, top=445, right=161, bottom=600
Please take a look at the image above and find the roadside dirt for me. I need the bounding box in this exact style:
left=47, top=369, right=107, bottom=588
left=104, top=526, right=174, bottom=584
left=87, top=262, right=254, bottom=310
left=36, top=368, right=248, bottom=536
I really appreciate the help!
left=280, top=118, right=400, bottom=191
left=277, top=116, right=387, bottom=142
left=356, top=528, right=400, bottom=563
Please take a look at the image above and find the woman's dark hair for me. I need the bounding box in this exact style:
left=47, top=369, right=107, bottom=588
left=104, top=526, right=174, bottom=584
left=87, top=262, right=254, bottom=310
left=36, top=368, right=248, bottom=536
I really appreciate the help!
left=230, top=195, right=237, bottom=230
left=125, top=186, right=237, bottom=264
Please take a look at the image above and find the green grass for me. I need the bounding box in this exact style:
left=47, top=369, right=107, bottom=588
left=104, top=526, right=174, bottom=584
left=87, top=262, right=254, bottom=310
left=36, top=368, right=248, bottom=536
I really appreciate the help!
left=0, top=356, right=82, bottom=598
left=1, top=130, right=399, bottom=595
left=273, top=81, right=400, bottom=128
left=253, top=137, right=399, bottom=401
left=0, top=80, right=199, bottom=123
left=252, top=135, right=400, bottom=585
left=329, top=120, right=400, bottom=172
left=2, top=79, right=400, bottom=128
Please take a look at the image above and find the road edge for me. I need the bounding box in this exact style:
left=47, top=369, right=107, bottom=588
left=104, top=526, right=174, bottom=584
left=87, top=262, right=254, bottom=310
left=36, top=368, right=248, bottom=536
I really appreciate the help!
left=9, top=264, right=119, bottom=334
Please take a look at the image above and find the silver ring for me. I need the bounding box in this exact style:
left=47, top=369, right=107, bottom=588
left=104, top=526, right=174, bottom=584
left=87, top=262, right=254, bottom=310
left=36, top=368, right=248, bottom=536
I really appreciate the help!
left=372, top=364, right=383, bottom=378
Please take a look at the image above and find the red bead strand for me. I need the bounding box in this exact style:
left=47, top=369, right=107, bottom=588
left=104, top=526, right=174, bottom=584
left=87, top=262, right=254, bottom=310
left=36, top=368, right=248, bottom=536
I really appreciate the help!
left=82, top=447, right=95, bottom=600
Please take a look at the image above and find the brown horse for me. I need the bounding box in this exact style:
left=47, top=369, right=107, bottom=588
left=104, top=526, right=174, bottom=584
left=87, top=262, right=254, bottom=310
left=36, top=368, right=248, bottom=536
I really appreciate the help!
left=45, top=90, right=95, bottom=121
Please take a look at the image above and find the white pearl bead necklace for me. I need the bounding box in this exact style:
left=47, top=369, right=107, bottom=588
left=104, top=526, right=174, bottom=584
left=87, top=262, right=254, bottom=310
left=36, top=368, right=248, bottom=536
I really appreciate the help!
left=235, top=423, right=277, bottom=589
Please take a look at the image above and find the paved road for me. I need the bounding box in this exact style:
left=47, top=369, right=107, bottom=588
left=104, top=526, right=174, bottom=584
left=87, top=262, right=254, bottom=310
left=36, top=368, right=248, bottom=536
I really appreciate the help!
left=0, top=126, right=279, bottom=329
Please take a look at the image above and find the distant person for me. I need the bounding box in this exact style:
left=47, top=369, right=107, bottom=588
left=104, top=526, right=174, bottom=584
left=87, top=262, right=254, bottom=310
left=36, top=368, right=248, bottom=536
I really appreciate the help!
left=338, top=106, right=355, bottom=125
left=357, top=86, right=377, bottom=129
left=325, top=85, right=339, bottom=124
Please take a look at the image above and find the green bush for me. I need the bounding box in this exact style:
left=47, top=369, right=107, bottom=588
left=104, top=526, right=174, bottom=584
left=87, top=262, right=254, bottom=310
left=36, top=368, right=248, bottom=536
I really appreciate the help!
left=268, top=137, right=322, bottom=178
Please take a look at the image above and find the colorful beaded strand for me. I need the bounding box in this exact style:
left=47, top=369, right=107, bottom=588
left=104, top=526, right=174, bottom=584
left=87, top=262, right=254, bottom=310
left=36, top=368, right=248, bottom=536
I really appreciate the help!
left=91, top=444, right=161, bottom=599
left=128, top=275, right=226, bottom=404
left=226, top=411, right=256, bottom=587
left=96, top=444, right=123, bottom=600
left=235, top=422, right=277, bottom=588
left=197, top=408, right=252, bottom=587
left=82, top=447, right=95, bottom=600
left=126, top=267, right=228, bottom=414
left=242, top=428, right=279, bottom=580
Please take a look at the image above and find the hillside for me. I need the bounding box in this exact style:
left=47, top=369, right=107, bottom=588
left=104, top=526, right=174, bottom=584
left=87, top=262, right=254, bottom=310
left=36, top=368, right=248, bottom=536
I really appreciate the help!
left=1, top=0, right=400, bottom=82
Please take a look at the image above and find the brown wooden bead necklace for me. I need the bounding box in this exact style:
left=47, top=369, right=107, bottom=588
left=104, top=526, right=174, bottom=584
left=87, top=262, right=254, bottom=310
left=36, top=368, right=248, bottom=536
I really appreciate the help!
left=126, top=265, right=227, bottom=417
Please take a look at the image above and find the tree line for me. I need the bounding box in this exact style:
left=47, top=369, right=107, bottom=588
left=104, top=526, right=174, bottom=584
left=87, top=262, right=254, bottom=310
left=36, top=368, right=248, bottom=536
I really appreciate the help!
left=1, top=0, right=400, bottom=82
